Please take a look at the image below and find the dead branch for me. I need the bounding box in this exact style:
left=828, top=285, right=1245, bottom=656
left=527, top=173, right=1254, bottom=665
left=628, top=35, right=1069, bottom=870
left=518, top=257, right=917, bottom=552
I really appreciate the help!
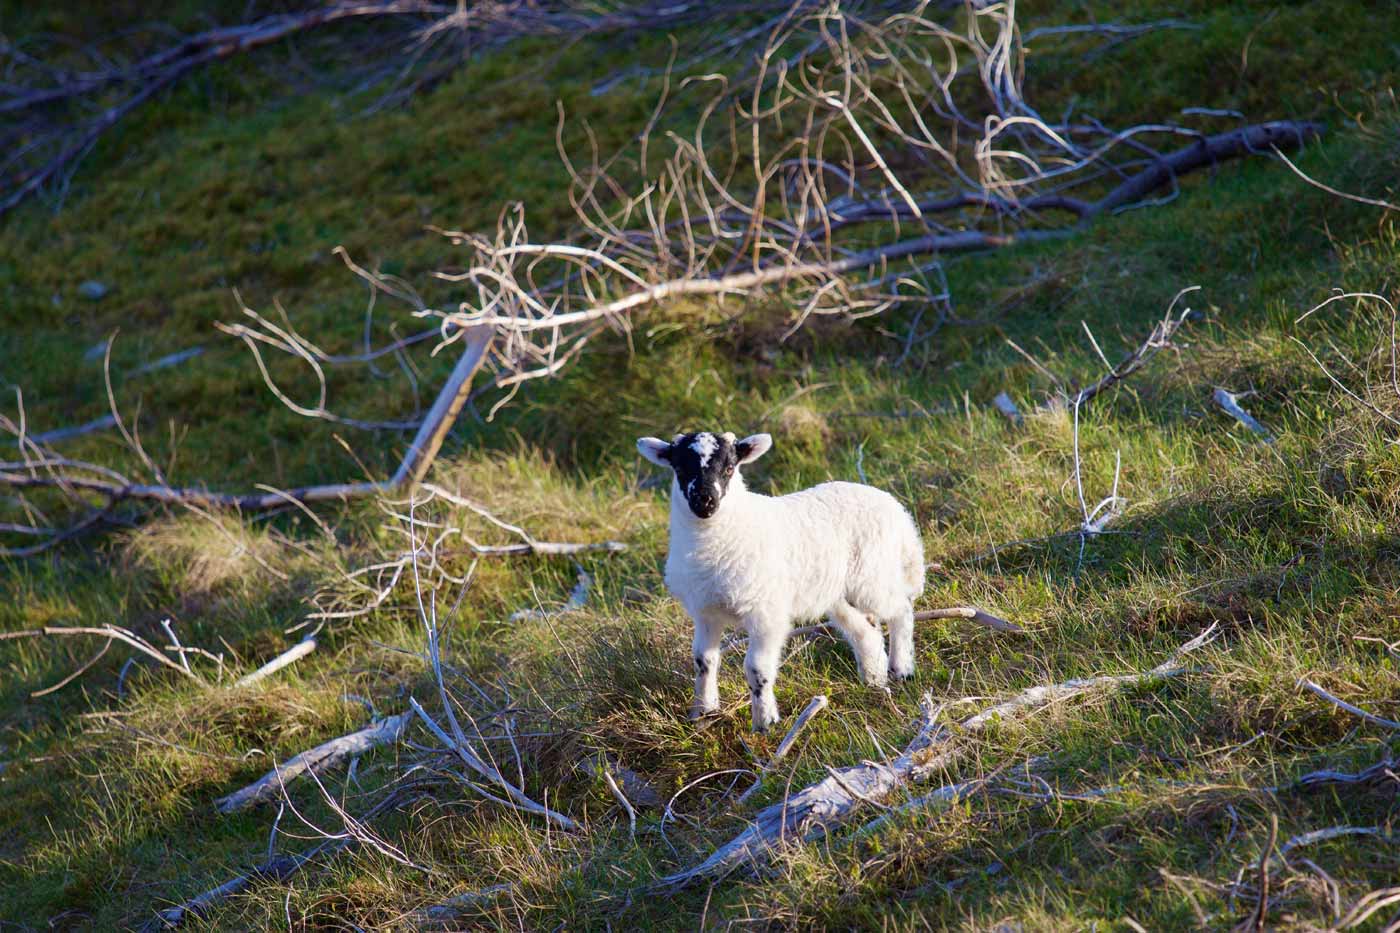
left=1337, top=884, right=1400, bottom=930
left=852, top=777, right=987, bottom=838
left=1061, top=286, right=1199, bottom=410
left=144, top=837, right=348, bottom=931
left=657, top=625, right=1216, bottom=887
left=580, top=756, right=661, bottom=809
left=0, top=325, right=491, bottom=549
left=27, top=415, right=118, bottom=446
left=1246, top=812, right=1278, bottom=932
left=6, top=622, right=213, bottom=687
left=1214, top=388, right=1274, bottom=441
left=415, top=884, right=516, bottom=927
left=737, top=694, right=828, bottom=805
left=146, top=785, right=412, bottom=930
left=406, top=524, right=579, bottom=831
left=233, top=636, right=318, bottom=689
left=603, top=765, right=639, bottom=837
left=1299, top=678, right=1400, bottom=731
left=1, top=2, right=463, bottom=217
left=1269, top=144, right=1397, bottom=213
left=1291, top=757, right=1400, bottom=793
left=913, top=606, right=1025, bottom=635
left=214, top=710, right=411, bottom=814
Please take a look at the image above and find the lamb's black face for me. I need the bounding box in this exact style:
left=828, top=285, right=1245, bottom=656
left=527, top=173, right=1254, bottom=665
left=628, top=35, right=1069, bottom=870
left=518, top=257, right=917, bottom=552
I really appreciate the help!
left=667, top=431, right=740, bottom=519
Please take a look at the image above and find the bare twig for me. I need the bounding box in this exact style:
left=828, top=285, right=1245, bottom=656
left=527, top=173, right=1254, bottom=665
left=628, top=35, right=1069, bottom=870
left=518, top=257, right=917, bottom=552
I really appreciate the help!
left=1270, top=144, right=1397, bottom=213
left=1, top=327, right=491, bottom=511
left=737, top=694, right=828, bottom=805
left=1062, top=286, right=1200, bottom=410
left=1247, top=812, right=1278, bottom=932
left=144, top=837, right=349, bottom=931
left=146, top=786, right=410, bottom=929
left=603, top=765, right=639, bottom=838
left=7, top=624, right=208, bottom=686
left=1299, top=678, right=1400, bottom=731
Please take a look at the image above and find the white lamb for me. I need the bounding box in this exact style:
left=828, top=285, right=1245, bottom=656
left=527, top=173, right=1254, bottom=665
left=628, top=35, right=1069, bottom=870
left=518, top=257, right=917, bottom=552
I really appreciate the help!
left=637, top=430, right=925, bottom=732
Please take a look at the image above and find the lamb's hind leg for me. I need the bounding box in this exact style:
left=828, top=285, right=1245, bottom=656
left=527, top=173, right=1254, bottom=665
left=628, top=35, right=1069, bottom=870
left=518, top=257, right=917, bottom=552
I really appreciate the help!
left=885, top=600, right=916, bottom=682
left=828, top=600, right=888, bottom=688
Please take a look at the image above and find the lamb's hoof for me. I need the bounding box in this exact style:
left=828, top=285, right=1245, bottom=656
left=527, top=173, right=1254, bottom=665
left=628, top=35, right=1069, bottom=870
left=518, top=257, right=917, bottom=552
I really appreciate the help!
left=889, top=663, right=915, bottom=683
left=751, top=708, right=780, bottom=734
left=861, top=671, right=889, bottom=689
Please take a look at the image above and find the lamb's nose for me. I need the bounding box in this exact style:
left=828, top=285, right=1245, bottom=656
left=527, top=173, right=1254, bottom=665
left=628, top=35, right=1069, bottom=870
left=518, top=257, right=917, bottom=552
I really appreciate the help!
left=692, top=493, right=718, bottom=517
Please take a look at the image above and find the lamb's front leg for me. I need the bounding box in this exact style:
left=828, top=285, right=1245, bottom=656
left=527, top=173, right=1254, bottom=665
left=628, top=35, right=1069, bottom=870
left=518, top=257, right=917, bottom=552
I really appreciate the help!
left=743, top=618, right=785, bottom=732
left=690, top=615, right=724, bottom=720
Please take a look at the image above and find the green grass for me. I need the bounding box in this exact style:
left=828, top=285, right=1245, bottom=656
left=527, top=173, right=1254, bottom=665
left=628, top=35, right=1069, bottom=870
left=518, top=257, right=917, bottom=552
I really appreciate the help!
left=3, top=1, right=1400, bottom=929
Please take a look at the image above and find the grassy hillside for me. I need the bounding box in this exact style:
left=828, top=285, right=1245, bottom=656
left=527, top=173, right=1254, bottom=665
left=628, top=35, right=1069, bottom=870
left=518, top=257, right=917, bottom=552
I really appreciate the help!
left=2, top=1, right=1399, bottom=929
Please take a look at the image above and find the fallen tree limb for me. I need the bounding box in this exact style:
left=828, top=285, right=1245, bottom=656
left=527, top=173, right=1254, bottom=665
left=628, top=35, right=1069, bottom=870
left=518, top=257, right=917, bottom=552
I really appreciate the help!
left=147, top=784, right=414, bottom=929
left=1, top=2, right=462, bottom=217
left=1292, top=757, right=1400, bottom=793
left=0, top=325, right=491, bottom=513
left=28, top=415, right=118, bottom=446
left=214, top=711, right=411, bottom=814
left=656, top=625, right=1216, bottom=888
left=144, top=837, right=348, bottom=931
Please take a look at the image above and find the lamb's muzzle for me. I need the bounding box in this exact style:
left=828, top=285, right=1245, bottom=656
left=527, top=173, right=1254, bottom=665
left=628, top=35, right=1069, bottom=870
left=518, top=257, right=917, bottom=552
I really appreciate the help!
left=637, top=429, right=926, bottom=732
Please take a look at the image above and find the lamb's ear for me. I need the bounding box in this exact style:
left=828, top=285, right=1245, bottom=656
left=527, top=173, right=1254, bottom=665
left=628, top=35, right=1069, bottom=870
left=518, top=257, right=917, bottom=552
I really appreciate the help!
left=735, top=433, right=773, bottom=465
left=637, top=437, right=672, bottom=467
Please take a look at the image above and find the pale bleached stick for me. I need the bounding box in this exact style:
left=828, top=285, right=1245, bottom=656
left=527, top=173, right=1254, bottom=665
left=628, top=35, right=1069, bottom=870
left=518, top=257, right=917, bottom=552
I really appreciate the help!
left=1299, top=678, right=1400, bottom=731
left=602, top=766, right=638, bottom=837
left=6, top=625, right=206, bottom=685
left=914, top=606, right=1025, bottom=634
left=779, top=606, right=1024, bottom=649
left=1213, top=388, right=1273, bottom=441
left=233, top=636, right=317, bottom=688
left=214, top=712, right=411, bottom=814
left=737, top=694, right=829, bottom=804
left=28, top=415, right=118, bottom=446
